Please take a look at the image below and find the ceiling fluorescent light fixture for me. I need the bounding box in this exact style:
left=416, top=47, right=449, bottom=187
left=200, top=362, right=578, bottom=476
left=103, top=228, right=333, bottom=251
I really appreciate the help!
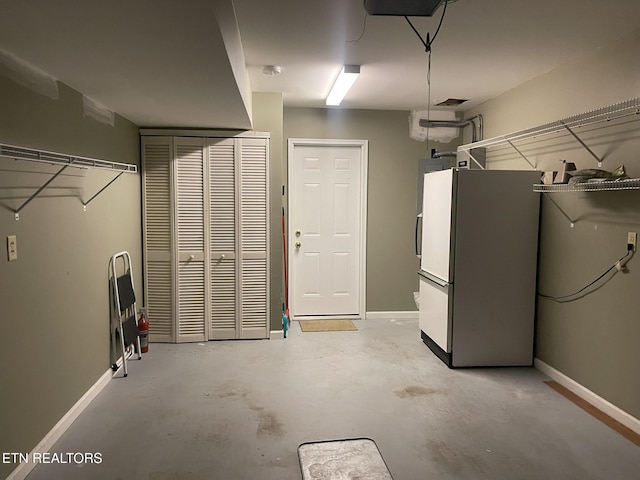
left=326, top=65, right=360, bottom=106
left=364, top=0, right=444, bottom=16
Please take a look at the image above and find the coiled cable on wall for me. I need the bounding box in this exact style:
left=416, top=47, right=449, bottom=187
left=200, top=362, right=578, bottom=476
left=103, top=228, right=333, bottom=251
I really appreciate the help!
left=538, top=246, right=634, bottom=303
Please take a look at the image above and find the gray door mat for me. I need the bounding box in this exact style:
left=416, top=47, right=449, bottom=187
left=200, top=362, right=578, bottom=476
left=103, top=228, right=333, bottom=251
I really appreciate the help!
left=298, top=437, right=393, bottom=479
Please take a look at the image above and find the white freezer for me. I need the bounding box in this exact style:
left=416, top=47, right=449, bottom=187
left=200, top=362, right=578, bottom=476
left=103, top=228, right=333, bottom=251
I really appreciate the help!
left=418, top=168, right=541, bottom=367
left=418, top=271, right=451, bottom=353
left=420, top=168, right=454, bottom=283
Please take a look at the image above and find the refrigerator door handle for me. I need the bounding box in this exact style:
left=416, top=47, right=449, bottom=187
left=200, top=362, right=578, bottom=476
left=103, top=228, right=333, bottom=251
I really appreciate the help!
left=415, top=213, right=423, bottom=258
left=418, top=269, right=448, bottom=288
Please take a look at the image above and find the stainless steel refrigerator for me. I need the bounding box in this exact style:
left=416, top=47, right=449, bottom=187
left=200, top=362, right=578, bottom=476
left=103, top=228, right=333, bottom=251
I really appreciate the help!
left=416, top=168, right=540, bottom=367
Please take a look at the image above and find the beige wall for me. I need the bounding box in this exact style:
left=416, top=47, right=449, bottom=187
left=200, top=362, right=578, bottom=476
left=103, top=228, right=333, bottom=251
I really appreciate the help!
left=0, top=73, right=140, bottom=479
left=252, top=92, right=285, bottom=331
left=283, top=107, right=460, bottom=312
left=465, top=28, right=640, bottom=419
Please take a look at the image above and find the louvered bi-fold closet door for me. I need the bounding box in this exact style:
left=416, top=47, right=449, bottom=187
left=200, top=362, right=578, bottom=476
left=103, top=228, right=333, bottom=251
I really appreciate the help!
left=208, top=138, right=238, bottom=340
left=239, top=138, right=269, bottom=339
left=142, top=137, right=174, bottom=342
left=174, top=137, right=207, bottom=343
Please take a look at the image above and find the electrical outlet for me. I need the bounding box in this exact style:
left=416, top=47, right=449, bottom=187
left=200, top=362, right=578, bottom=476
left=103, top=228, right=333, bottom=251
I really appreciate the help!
left=7, top=235, right=17, bottom=261
left=628, top=232, right=637, bottom=251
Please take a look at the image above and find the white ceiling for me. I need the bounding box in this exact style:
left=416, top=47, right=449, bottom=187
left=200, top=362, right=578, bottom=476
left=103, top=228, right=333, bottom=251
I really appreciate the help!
left=1, top=0, right=639, bottom=129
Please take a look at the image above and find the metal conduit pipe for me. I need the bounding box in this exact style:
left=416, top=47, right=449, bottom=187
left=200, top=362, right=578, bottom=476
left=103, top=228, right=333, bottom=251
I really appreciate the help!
left=419, top=119, right=478, bottom=142
left=432, top=151, right=457, bottom=158
left=418, top=114, right=484, bottom=143
left=468, top=114, right=484, bottom=140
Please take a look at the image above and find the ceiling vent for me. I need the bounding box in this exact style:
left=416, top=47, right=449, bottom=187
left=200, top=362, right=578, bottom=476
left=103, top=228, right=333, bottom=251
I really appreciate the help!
left=435, top=98, right=468, bottom=107
left=363, top=0, right=445, bottom=16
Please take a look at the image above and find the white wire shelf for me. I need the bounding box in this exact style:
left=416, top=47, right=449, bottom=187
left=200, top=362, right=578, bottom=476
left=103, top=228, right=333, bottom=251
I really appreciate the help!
left=533, top=178, right=640, bottom=193
left=0, top=143, right=137, bottom=172
left=0, top=142, right=138, bottom=220
left=458, top=97, right=640, bottom=153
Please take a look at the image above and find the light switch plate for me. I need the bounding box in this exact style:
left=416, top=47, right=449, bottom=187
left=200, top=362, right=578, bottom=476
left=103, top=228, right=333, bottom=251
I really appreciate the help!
left=7, top=235, right=17, bottom=261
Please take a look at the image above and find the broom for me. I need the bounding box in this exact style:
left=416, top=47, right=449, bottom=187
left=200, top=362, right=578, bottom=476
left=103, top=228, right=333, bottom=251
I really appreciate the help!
left=282, top=207, right=290, bottom=337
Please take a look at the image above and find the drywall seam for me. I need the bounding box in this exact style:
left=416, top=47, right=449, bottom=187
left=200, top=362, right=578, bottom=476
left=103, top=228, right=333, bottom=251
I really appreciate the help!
left=0, top=48, right=58, bottom=100
left=83, top=95, right=115, bottom=126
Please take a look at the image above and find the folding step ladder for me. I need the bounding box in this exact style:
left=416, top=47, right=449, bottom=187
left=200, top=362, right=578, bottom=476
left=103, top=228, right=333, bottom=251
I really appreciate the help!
left=109, top=251, right=141, bottom=377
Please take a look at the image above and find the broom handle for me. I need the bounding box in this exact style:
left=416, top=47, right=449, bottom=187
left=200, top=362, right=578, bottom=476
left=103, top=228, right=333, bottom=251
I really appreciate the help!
left=282, top=207, right=289, bottom=310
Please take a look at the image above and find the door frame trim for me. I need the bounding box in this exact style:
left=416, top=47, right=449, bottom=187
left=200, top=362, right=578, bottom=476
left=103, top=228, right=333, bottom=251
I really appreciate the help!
left=287, top=138, right=368, bottom=320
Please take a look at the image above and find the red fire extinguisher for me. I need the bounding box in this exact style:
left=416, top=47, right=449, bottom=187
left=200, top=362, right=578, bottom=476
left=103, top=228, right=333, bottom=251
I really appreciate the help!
left=138, top=309, right=149, bottom=353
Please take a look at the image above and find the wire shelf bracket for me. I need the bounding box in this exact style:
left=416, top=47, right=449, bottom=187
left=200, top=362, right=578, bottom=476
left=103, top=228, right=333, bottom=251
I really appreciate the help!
left=82, top=171, right=126, bottom=211
left=0, top=143, right=137, bottom=220
left=533, top=178, right=640, bottom=227
left=560, top=122, right=603, bottom=167
left=14, top=164, right=69, bottom=221
left=506, top=139, right=536, bottom=169
left=542, top=193, right=575, bottom=228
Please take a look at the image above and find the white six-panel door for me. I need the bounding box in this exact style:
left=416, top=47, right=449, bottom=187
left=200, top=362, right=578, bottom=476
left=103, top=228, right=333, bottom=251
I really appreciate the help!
left=288, top=139, right=367, bottom=318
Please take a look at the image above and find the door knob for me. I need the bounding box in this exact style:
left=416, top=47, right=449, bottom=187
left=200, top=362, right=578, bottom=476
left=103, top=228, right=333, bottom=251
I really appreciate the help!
left=295, top=241, right=301, bottom=249
left=295, top=230, right=301, bottom=237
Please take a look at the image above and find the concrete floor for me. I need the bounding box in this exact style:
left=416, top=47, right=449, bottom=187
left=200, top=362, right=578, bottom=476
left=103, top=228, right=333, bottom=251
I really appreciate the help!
left=26, top=317, right=640, bottom=480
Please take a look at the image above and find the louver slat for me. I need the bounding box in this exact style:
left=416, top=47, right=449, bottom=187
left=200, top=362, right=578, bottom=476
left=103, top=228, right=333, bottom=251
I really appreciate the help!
left=210, top=259, right=236, bottom=338
left=209, top=139, right=237, bottom=339
left=143, top=138, right=173, bottom=342
left=177, top=144, right=204, bottom=252
left=241, top=142, right=267, bottom=253
left=178, top=261, right=205, bottom=337
left=210, top=140, right=236, bottom=252
left=242, top=258, right=267, bottom=336
left=144, top=143, right=171, bottom=252
left=176, top=139, right=205, bottom=342
left=147, top=261, right=172, bottom=337
left=240, top=139, right=268, bottom=338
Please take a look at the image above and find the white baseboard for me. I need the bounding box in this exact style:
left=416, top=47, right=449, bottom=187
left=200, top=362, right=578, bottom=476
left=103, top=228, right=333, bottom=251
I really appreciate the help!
left=365, top=311, right=418, bottom=320
left=292, top=315, right=363, bottom=321
left=534, top=358, right=640, bottom=436
left=270, top=329, right=285, bottom=339
left=7, top=367, right=114, bottom=480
